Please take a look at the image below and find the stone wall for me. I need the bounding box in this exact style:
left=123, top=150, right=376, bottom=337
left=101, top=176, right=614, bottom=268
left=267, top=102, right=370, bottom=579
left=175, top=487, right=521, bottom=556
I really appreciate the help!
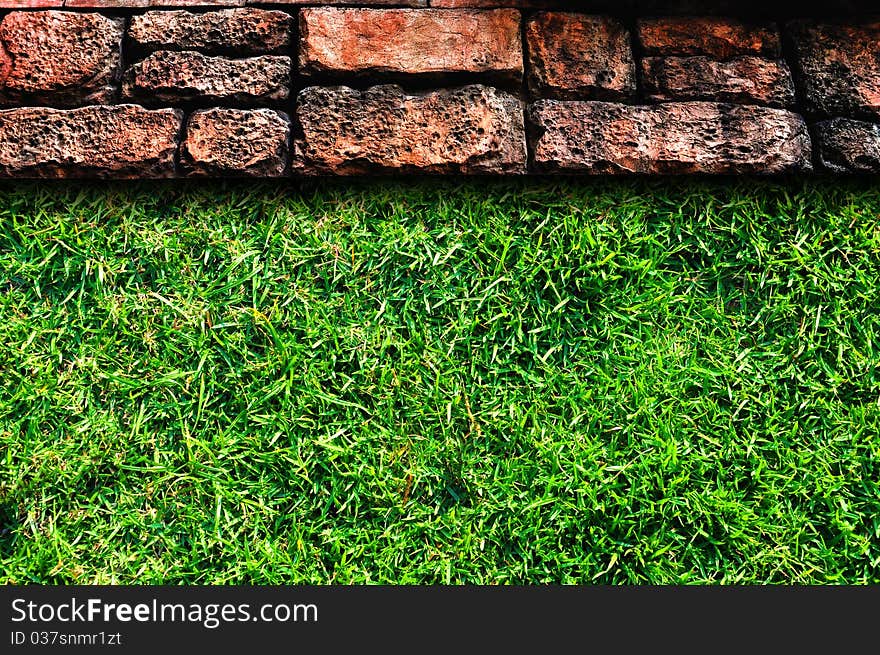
left=0, top=1, right=876, bottom=177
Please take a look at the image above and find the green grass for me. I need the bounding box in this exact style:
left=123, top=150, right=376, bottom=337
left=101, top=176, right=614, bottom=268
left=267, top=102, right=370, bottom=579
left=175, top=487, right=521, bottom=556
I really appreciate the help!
left=0, top=178, right=878, bottom=584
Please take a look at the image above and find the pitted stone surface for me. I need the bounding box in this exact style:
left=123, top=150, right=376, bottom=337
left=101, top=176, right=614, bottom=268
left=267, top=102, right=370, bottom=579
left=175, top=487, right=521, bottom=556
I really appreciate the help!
left=815, top=118, right=880, bottom=173
left=0, top=105, right=181, bottom=177
left=529, top=101, right=811, bottom=174
left=0, top=11, right=123, bottom=107
left=294, top=85, right=526, bottom=174
left=0, top=3, right=873, bottom=177
left=122, top=51, right=290, bottom=105
left=787, top=21, right=880, bottom=120
left=526, top=13, right=636, bottom=100
left=129, top=9, right=291, bottom=55
left=641, top=56, right=795, bottom=107
left=182, top=108, right=290, bottom=176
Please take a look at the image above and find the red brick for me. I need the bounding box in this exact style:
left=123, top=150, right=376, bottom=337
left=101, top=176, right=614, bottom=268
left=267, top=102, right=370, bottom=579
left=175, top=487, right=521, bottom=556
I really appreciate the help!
left=641, top=56, right=795, bottom=107
left=430, top=1, right=553, bottom=6
left=147, top=0, right=243, bottom=4
left=0, top=0, right=63, bottom=7
left=638, top=17, right=781, bottom=59
left=122, top=52, right=290, bottom=105
left=129, top=9, right=291, bottom=55
left=182, top=108, right=289, bottom=177
left=299, top=8, right=522, bottom=82
left=294, top=84, right=526, bottom=174
left=66, top=0, right=244, bottom=6
left=0, top=11, right=123, bottom=107
left=529, top=101, right=811, bottom=174
left=64, top=0, right=151, bottom=6
left=526, top=13, right=635, bottom=100
left=0, top=105, right=181, bottom=178
left=254, top=0, right=425, bottom=5
left=787, top=21, right=880, bottom=120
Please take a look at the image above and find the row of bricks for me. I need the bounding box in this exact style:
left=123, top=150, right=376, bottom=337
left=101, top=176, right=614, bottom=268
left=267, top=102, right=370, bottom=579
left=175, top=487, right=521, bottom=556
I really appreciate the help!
left=0, top=1, right=875, bottom=9
left=1, top=9, right=878, bottom=120
left=7, top=91, right=879, bottom=177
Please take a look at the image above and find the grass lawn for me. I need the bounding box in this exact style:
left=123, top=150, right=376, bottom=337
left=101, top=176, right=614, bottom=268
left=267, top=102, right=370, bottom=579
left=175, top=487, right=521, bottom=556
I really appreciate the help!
left=0, top=178, right=878, bottom=584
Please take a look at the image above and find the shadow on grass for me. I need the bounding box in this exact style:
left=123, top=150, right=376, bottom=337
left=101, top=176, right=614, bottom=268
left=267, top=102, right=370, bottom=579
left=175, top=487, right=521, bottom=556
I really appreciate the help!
left=0, top=500, right=20, bottom=560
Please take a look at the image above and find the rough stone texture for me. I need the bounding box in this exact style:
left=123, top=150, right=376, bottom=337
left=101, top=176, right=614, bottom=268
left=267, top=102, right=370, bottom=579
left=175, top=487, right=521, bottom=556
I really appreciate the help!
left=129, top=9, right=291, bottom=55
left=0, top=104, right=181, bottom=178
left=0, top=11, right=123, bottom=107
left=294, top=84, right=526, bottom=174
left=0, top=0, right=63, bottom=6
left=255, top=0, right=425, bottom=4
left=0, top=4, right=877, bottom=178
left=787, top=21, right=880, bottom=120
left=814, top=118, right=880, bottom=173
left=431, top=1, right=555, bottom=6
left=182, top=108, right=289, bottom=176
left=429, top=1, right=818, bottom=6
left=431, top=0, right=875, bottom=7
left=122, top=52, right=290, bottom=105
left=67, top=0, right=244, bottom=6
left=638, top=17, right=781, bottom=58
left=0, top=0, right=874, bottom=9
left=299, top=8, right=522, bottom=81
left=256, top=0, right=425, bottom=4
left=641, top=56, right=795, bottom=107
left=526, top=13, right=635, bottom=101
left=529, top=100, right=811, bottom=174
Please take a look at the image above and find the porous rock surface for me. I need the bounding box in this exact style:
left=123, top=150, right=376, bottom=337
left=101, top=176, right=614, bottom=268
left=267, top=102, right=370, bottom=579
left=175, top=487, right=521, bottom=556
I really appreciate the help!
left=814, top=118, right=880, bottom=173
left=641, top=56, right=795, bottom=107
left=526, top=12, right=636, bottom=100
left=0, top=11, right=123, bottom=107
left=529, top=100, right=812, bottom=174
left=128, top=8, right=292, bottom=55
left=122, top=51, right=290, bottom=105
left=0, top=4, right=877, bottom=176
left=294, top=84, right=526, bottom=174
left=0, top=105, right=181, bottom=177
left=182, top=108, right=290, bottom=176
left=787, top=21, right=880, bottom=120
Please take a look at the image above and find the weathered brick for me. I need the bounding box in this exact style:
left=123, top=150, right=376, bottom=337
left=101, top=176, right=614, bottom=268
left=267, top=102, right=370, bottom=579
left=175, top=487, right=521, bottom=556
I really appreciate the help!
left=141, top=0, right=241, bottom=3
left=0, top=105, right=181, bottom=178
left=638, top=17, right=781, bottom=58
left=431, top=1, right=555, bottom=6
left=0, top=11, right=123, bottom=107
left=254, top=0, right=425, bottom=5
left=299, top=8, right=522, bottom=82
left=641, top=56, right=795, bottom=107
left=0, top=0, right=63, bottom=6
left=129, top=9, right=291, bottom=55
left=294, top=84, right=526, bottom=174
left=526, top=13, right=635, bottom=101
left=182, top=108, right=289, bottom=177
left=122, top=52, right=290, bottom=105
left=529, top=101, right=811, bottom=174
left=787, top=21, right=880, bottom=120
left=180, top=108, right=290, bottom=177
left=66, top=0, right=244, bottom=6
left=815, top=118, right=880, bottom=173
left=62, top=0, right=147, bottom=6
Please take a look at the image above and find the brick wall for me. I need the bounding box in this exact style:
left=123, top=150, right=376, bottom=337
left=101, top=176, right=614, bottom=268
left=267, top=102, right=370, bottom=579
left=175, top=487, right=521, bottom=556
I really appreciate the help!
left=0, top=1, right=877, bottom=177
